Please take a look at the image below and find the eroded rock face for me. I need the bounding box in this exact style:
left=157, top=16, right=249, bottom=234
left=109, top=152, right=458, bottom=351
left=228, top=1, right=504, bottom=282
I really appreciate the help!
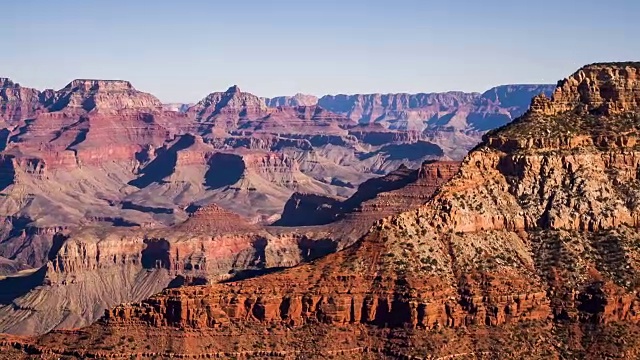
left=348, top=128, right=422, bottom=145
left=246, top=105, right=354, bottom=134
left=188, top=85, right=269, bottom=126
left=277, top=162, right=459, bottom=225
left=0, top=216, right=69, bottom=270
left=531, top=63, right=640, bottom=116
left=323, top=161, right=462, bottom=250
left=2, top=78, right=176, bottom=175
left=0, top=204, right=267, bottom=335
left=0, top=78, right=50, bottom=124
left=7, top=63, right=640, bottom=359
left=5, top=112, right=172, bottom=171
left=47, top=79, right=162, bottom=113
left=198, top=150, right=351, bottom=222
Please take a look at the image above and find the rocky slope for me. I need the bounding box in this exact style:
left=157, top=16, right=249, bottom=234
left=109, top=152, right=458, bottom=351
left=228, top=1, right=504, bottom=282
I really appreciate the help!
left=3, top=62, right=639, bottom=359
left=275, top=161, right=460, bottom=249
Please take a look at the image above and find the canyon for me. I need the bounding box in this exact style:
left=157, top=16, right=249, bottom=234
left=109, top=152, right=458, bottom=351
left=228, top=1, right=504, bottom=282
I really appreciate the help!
left=0, top=69, right=556, bottom=352
left=0, top=159, right=459, bottom=335
left=0, top=62, right=638, bottom=359
left=0, top=77, right=551, bottom=275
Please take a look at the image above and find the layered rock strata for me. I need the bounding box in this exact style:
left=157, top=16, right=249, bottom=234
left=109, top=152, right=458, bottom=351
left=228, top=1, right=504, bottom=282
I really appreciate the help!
left=0, top=157, right=458, bottom=336
left=2, top=63, right=638, bottom=359
left=0, top=75, right=556, bottom=347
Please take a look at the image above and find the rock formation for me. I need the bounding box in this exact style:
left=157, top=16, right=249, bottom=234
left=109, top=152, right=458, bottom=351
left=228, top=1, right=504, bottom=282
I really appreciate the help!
left=47, top=79, right=163, bottom=113
left=0, top=77, right=549, bottom=260
left=2, top=63, right=639, bottom=359
left=0, top=78, right=51, bottom=124
left=177, top=204, right=260, bottom=233
left=531, top=62, right=640, bottom=116
left=0, top=77, right=550, bottom=248
left=188, top=85, right=269, bottom=128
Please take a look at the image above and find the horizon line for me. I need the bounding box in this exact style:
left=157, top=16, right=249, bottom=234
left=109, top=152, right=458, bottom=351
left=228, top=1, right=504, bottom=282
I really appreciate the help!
left=1, top=75, right=557, bottom=104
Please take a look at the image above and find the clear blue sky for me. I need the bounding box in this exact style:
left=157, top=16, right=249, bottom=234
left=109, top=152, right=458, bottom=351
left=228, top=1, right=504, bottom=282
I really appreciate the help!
left=3, top=0, right=639, bottom=102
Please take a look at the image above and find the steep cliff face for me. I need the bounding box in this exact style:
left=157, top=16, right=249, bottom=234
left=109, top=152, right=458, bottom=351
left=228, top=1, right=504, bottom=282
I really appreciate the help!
left=0, top=216, right=69, bottom=270
left=348, top=127, right=423, bottom=145
left=318, top=91, right=478, bottom=129
left=6, top=112, right=171, bottom=172
left=3, top=79, right=172, bottom=174
left=0, top=78, right=49, bottom=124
left=531, top=62, right=640, bottom=116
left=8, top=63, right=640, bottom=359
left=276, top=161, right=461, bottom=252
left=0, top=207, right=265, bottom=335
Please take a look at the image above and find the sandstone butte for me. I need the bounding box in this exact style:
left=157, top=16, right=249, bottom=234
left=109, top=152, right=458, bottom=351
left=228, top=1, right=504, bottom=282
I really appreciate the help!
left=1, top=62, right=639, bottom=359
